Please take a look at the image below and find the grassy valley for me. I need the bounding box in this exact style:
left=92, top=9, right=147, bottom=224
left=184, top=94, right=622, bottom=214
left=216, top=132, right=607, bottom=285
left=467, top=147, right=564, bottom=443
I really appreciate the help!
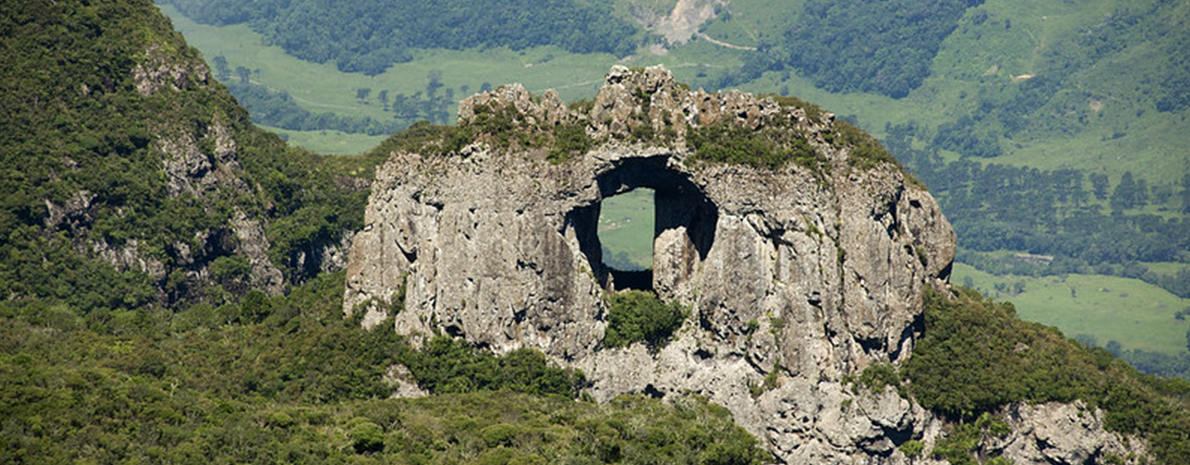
left=953, top=263, right=1190, bottom=355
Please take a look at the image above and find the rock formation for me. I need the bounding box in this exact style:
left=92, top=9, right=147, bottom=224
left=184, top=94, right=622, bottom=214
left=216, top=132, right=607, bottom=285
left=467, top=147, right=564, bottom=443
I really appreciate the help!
left=344, top=66, right=1142, bottom=463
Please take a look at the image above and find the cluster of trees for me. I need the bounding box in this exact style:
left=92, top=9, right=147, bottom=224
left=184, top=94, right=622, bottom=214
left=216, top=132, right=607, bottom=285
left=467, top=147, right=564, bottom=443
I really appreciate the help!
left=775, top=0, right=984, bottom=98
left=370, top=71, right=474, bottom=126
left=162, top=0, right=640, bottom=75
left=603, top=290, right=688, bottom=351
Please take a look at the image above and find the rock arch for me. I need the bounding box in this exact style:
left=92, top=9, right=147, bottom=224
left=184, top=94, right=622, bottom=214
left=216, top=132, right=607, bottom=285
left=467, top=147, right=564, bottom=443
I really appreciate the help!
left=569, top=154, right=718, bottom=294
left=343, top=66, right=959, bottom=463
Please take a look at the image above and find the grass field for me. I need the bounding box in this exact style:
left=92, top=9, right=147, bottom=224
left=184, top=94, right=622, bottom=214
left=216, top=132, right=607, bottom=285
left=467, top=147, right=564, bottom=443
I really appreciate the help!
left=599, top=189, right=656, bottom=270
left=159, top=3, right=758, bottom=155
left=258, top=125, right=387, bottom=155
left=953, top=262, right=1190, bottom=355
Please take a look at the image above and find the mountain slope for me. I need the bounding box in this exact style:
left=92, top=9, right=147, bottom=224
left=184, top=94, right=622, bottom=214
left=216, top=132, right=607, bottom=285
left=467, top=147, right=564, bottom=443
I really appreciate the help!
left=0, top=0, right=378, bottom=312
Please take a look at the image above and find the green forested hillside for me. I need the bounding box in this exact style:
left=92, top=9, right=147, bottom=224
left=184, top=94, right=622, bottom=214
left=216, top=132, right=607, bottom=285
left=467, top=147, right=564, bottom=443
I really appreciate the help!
left=0, top=272, right=766, bottom=464
left=158, top=0, right=640, bottom=75
left=0, top=0, right=382, bottom=312
left=776, top=0, right=984, bottom=98
left=903, top=287, right=1190, bottom=464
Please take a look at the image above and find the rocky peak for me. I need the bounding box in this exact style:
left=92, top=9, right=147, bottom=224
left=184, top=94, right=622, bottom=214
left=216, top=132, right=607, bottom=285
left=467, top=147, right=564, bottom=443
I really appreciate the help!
left=343, top=65, right=1151, bottom=464
left=344, top=65, right=972, bottom=462
left=456, top=65, right=841, bottom=157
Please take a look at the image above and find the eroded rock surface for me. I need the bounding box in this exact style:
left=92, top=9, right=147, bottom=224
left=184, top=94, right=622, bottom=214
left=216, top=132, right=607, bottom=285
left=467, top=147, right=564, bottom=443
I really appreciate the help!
left=344, top=66, right=1138, bottom=463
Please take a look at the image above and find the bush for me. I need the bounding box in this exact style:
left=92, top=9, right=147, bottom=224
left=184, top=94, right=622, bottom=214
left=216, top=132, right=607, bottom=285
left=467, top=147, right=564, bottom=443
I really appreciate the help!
left=603, top=290, right=688, bottom=350
left=686, top=121, right=821, bottom=172
left=348, top=417, right=385, bottom=453
left=548, top=122, right=591, bottom=163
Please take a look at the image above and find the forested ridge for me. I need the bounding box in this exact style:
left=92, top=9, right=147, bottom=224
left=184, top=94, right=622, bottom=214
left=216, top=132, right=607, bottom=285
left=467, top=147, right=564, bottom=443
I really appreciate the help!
left=159, top=0, right=641, bottom=75
left=0, top=272, right=767, bottom=464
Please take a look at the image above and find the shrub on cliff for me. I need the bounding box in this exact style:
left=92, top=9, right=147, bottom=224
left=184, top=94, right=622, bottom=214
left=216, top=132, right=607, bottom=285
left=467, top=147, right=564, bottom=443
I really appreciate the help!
left=603, top=290, right=688, bottom=350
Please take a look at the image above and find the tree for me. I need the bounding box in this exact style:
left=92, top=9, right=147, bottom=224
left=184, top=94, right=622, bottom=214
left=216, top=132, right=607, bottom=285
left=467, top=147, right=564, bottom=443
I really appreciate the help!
left=235, top=66, right=251, bottom=84
left=355, top=88, right=372, bottom=101
left=1111, top=171, right=1141, bottom=210
left=1181, top=173, right=1190, bottom=214
left=378, top=90, right=388, bottom=111
left=1090, top=173, right=1110, bottom=200
left=211, top=55, right=231, bottom=81
left=426, top=70, right=444, bottom=99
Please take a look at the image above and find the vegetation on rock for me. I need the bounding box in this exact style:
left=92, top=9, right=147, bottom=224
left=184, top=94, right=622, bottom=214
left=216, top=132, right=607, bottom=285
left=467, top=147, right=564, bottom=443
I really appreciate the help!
left=904, top=286, right=1190, bottom=464
left=686, top=120, right=822, bottom=172
left=603, top=290, right=688, bottom=350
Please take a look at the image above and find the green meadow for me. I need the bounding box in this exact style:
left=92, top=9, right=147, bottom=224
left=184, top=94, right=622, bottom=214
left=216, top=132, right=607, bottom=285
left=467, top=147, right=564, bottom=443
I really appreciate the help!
left=159, top=3, right=749, bottom=156
left=598, top=189, right=656, bottom=271
left=953, top=262, right=1190, bottom=355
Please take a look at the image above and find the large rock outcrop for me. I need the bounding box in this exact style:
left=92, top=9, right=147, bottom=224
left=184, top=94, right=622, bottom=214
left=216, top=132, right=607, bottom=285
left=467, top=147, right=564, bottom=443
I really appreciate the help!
left=344, top=66, right=1139, bottom=463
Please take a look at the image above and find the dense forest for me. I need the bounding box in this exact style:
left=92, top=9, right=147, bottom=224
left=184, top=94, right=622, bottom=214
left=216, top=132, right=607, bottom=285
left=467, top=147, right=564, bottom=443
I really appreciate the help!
left=776, top=0, right=983, bottom=98
left=159, top=0, right=640, bottom=75
left=886, top=122, right=1190, bottom=289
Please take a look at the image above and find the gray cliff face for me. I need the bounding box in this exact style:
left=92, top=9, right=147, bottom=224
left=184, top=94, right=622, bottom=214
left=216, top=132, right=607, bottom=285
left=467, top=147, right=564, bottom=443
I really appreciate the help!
left=343, top=66, right=1137, bottom=463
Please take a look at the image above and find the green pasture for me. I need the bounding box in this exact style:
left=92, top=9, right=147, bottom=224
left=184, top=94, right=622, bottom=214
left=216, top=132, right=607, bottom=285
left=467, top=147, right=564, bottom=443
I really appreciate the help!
left=258, top=125, right=386, bottom=155
left=1142, top=262, right=1190, bottom=277
left=953, top=262, right=1190, bottom=355
left=598, top=189, right=656, bottom=270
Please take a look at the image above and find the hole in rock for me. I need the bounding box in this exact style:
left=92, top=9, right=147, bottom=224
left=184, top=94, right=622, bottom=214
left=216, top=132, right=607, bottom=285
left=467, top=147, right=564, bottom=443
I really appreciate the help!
left=567, top=155, right=718, bottom=293
left=598, top=188, right=655, bottom=278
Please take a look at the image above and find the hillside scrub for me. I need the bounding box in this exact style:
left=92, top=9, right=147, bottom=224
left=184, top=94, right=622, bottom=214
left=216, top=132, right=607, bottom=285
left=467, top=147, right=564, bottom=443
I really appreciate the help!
left=686, top=120, right=823, bottom=172
left=0, top=271, right=769, bottom=463
left=904, top=286, right=1190, bottom=464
